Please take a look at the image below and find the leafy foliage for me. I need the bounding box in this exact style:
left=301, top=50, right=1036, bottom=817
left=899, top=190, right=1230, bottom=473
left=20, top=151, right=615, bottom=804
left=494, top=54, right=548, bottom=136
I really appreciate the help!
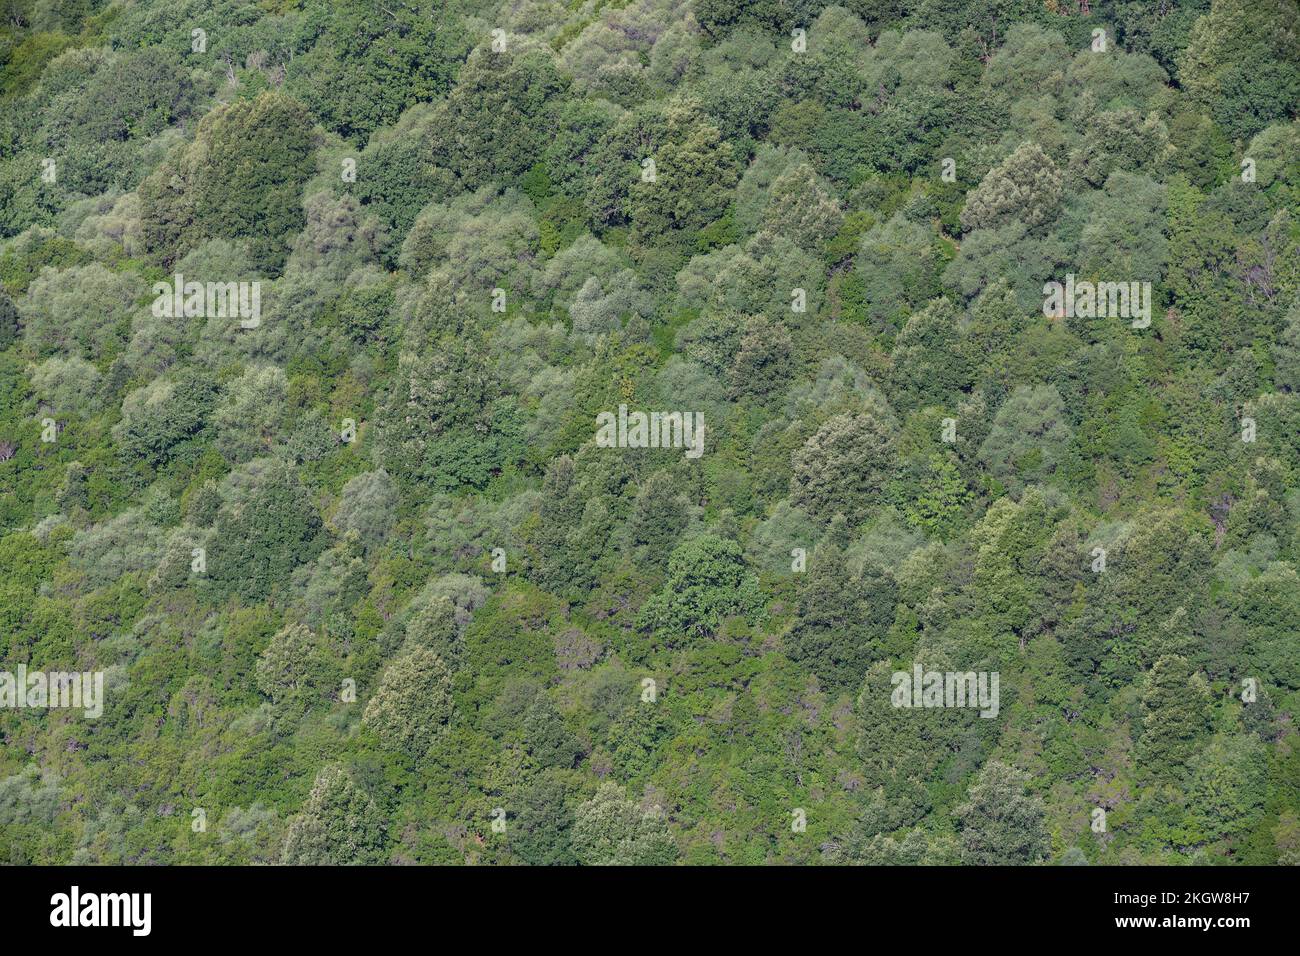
left=1, top=0, right=1297, bottom=869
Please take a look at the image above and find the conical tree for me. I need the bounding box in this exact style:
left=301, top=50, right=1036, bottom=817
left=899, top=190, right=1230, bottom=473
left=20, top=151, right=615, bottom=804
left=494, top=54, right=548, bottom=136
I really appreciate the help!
left=281, top=765, right=388, bottom=865
left=1135, top=655, right=1211, bottom=781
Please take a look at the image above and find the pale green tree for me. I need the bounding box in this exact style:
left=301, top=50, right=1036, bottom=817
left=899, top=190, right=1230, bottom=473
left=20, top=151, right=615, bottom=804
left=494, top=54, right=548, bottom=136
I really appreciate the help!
left=281, top=765, right=388, bottom=865
left=361, top=646, right=454, bottom=758
left=960, top=142, right=1062, bottom=233
left=572, top=782, right=677, bottom=866
left=955, top=760, right=1049, bottom=865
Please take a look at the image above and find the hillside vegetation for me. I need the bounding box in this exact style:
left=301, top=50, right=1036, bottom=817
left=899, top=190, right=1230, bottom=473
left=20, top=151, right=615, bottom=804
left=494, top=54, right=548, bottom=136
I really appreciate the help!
left=0, top=0, right=1298, bottom=865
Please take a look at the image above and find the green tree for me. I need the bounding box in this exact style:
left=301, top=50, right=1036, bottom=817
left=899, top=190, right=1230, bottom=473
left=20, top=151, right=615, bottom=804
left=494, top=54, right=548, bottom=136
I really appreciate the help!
left=255, top=622, right=337, bottom=706
left=1275, top=303, right=1300, bottom=392
left=857, top=213, right=942, bottom=328
left=522, top=694, right=583, bottom=771
left=289, top=0, right=466, bottom=141
left=636, top=534, right=763, bottom=642
left=281, top=765, right=388, bottom=865
left=404, top=596, right=464, bottom=671
left=361, top=646, right=454, bottom=758
left=333, top=470, right=399, bottom=548
left=1135, top=655, right=1212, bottom=781
left=755, top=161, right=843, bottom=252
left=790, top=410, right=896, bottom=523
left=960, top=142, right=1062, bottom=234
left=0, top=288, right=17, bottom=349
left=212, top=365, right=289, bottom=463
left=373, top=343, right=522, bottom=491
left=889, top=297, right=970, bottom=404
left=626, top=471, right=691, bottom=570
left=1185, top=735, right=1267, bottom=843
left=954, top=760, right=1049, bottom=865
left=903, top=453, right=971, bottom=539
left=114, top=370, right=220, bottom=470
left=1179, top=0, right=1300, bottom=139
left=977, top=385, right=1072, bottom=491
left=207, top=461, right=324, bottom=602
left=729, top=315, right=793, bottom=400
left=432, top=48, right=567, bottom=191
left=511, top=774, right=578, bottom=866
left=572, top=782, right=677, bottom=866
left=140, top=92, right=317, bottom=273
left=787, top=536, right=898, bottom=693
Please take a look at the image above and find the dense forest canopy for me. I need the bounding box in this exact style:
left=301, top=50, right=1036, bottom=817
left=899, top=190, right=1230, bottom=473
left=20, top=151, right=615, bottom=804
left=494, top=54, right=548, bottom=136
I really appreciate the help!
left=0, top=0, right=1298, bottom=865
